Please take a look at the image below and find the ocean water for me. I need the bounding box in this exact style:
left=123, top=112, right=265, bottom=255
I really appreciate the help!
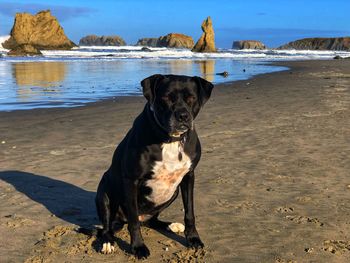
left=1, top=37, right=350, bottom=111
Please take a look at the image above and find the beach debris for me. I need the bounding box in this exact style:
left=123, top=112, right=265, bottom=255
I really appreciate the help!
left=304, top=247, right=314, bottom=253
left=50, top=150, right=66, bottom=155
left=216, top=71, right=229, bottom=77
left=192, top=16, right=216, bottom=52
left=1, top=140, right=5, bottom=144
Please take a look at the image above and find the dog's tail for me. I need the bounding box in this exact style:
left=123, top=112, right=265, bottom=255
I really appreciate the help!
left=76, top=227, right=102, bottom=237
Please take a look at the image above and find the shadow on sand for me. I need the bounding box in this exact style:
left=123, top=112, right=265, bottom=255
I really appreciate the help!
left=0, top=170, right=187, bottom=253
left=0, top=170, right=97, bottom=227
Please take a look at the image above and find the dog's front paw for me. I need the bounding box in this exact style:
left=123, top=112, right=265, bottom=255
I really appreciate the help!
left=132, top=244, right=150, bottom=259
left=101, top=242, right=115, bottom=254
left=187, top=236, right=204, bottom=249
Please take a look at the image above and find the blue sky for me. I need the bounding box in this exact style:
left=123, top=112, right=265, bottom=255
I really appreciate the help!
left=0, top=0, right=349, bottom=48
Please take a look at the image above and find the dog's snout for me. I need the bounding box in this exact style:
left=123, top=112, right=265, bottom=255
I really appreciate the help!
left=175, top=110, right=190, bottom=122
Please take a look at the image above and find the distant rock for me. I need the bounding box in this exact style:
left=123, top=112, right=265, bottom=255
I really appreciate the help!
left=79, top=35, right=126, bottom=46
left=192, top=16, right=216, bottom=53
left=136, top=33, right=194, bottom=49
left=141, top=47, right=152, bottom=52
left=157, top=33, right=194, bottom=49
left=3, top=10, right=76, bottom=54
left=136, top=38, right=159, bottom=47
left=232, top=40, right=266, bottom=50
left=0, top=35, right=10, bottom=48
left=278, top=37, right=350, bottom=50
left=7, top=44, right=42, bottom=56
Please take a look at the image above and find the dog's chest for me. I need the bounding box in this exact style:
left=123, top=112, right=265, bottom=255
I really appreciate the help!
left=145, top=141, right=191, bottom=206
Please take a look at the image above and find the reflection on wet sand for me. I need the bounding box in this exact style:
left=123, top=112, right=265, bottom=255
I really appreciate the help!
left=167, top=60, right=215, bottom=81
left=12, top=62, right=66, bottom=99
left=168, top=60, right=194, bottom=75
left=196, top=60, right=215, bottom=81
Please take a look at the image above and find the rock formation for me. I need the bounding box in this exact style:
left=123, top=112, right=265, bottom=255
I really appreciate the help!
left=192, top=16, right=216, bottom=53
left=79, top=35, right=126, bottom=46
left=278, top=37, right=350, bottom=50
left=136, top=38, right=159, bottom=47
left=136, top=33, right=194, bottom=49
left=7, top=44, right=42, bottom=56
left=157, top=33, right=194, bottom=49
left=2, top=10, right=76, bottom=53
left=232, top=40, right=266, bottom=50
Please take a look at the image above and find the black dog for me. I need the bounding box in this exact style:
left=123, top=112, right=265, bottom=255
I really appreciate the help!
left=95, top=74, right=213, bottom=259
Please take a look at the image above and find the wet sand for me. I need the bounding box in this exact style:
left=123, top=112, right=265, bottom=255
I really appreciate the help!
left=1, top=60, right=350, bottom=262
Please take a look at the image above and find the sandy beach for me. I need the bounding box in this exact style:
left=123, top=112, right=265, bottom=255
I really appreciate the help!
left=1, top=59, right=350, bottom=262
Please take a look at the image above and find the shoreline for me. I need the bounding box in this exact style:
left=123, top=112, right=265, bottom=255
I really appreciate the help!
left=0, top=57, right=287, bottom=113
left=0, top=58, right=293, bottom=115
left=1, top=57, right=338, bottom=115
left=1, top=59, right=350, bottom=262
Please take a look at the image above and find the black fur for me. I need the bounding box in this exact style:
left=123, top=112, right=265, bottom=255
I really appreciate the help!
left=95, top=74, right=213, bottom=259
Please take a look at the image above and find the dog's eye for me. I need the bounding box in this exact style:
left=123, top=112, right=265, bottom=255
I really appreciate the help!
left=162, top=95, right=170, bottom=101
left=186, top=95, right=195, bottom=103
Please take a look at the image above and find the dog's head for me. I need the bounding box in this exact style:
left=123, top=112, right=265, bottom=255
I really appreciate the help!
left=141, top=74, right=214, bottom=137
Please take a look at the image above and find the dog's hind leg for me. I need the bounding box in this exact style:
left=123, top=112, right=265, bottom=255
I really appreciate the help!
left=148, top=214, right=185, bottom=233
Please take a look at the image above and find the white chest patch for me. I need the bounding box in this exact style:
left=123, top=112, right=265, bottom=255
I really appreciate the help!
left=146, top=141, right=191, bottom=206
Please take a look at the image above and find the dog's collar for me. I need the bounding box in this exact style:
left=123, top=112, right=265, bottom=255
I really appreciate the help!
left=146, top=104, right=187, bottom=143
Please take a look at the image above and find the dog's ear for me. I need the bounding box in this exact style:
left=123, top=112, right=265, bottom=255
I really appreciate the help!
left=141, top=74, right=163, bottom=103
left=193, top=76, right=214, bottom=106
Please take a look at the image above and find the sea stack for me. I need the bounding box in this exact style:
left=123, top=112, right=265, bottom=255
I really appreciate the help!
left=136, top=33, right=194, bottom=49
left=136, top=38, right=160, bottom=47
left=79, top=35, right=126, bottom=46
left=157, top=33, right=194, bottom=49
left=192, top=16, right=216, bottom=53
left=232, top=40, right=267, bottom=50
left=2, top=10, right=76, bottom=55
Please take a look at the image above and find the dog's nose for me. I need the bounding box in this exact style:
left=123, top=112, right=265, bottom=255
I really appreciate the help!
left=175, top=110, right=190, bottom=122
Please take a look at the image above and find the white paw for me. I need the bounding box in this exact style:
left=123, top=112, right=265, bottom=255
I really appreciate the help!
left=167, top=222, right=185, bottom=233
left=101, top=242, right=115, bottom=254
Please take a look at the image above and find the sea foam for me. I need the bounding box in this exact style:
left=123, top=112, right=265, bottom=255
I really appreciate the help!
left=1, top=41, right=350, bottom=60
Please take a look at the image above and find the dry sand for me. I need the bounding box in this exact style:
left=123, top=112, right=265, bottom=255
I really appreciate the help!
left=1, top=60, right=350, bottom=262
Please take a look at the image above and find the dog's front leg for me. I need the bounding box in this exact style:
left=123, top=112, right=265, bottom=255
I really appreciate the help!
left=124, top=178, right=150, bottom=259
left=180, top=170, right=204, bottom=248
